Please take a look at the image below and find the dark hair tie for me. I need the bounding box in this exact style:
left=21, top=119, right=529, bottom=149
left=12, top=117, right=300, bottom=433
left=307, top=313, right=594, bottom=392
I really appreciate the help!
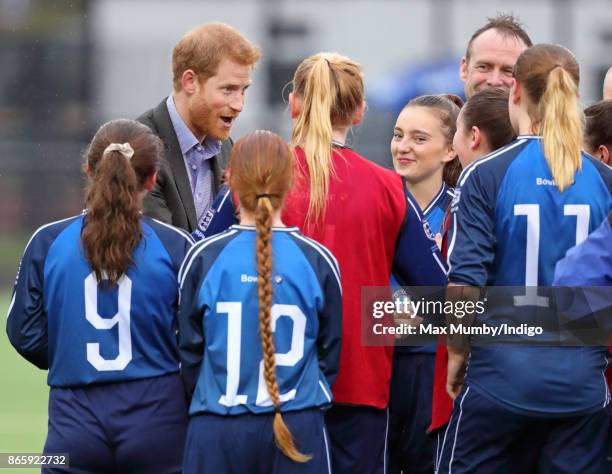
left=323, top=57, right=340, bottom=91
left=256, top=193, right=275, bottom=200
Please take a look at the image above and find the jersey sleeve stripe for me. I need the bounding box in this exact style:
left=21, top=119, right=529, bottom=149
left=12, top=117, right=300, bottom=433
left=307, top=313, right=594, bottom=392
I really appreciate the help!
left=5, top=292, right=16, bottom=321
left=178, top=230, right=237, bottom=288
left=405, top=192, right=422, bottom=217
left=179, top=239, right=211, bottom=282
left=21, top=213, right=83, bottom=257
left=446, top=213, right=458, bottom=268
left=433, top=252, right=449, bottom=276
left=448, top=386, right=470, bottom=471
left=423, top=183, right=447, bottom=215
left=150, top=217, right=195, bottom=244
left=289, top=231, right=341, bottom=273
left=289, top=232, right=342, bottom=294
left=322, top=428, right=332, bottom=474
left=319, top=380, right=332, bottom=403
left=216, top=188, right=232, bottom=212
left=178, top=233, right=224, bottom=283
left=458, top=139, right=527, bottom=187
left=602, top=355, right=610, bottom=407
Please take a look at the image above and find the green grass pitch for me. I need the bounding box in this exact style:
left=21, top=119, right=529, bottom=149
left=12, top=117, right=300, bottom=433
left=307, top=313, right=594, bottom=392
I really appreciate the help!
left=0, top=290, right=49, bottom=473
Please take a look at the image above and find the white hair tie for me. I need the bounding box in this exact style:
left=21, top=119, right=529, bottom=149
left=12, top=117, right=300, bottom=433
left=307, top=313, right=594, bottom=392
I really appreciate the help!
left=103, top=142, right=134, bottom=160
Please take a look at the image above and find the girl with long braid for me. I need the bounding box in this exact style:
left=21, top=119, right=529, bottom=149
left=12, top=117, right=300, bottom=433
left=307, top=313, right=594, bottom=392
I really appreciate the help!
left=179, top=131, right=342, bottom=474
left=199, top=53, right=449, bottom=474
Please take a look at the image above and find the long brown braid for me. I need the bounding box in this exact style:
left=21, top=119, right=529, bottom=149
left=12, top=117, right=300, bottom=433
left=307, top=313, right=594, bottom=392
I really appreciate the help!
left=229, top=131, right=310, bottom=463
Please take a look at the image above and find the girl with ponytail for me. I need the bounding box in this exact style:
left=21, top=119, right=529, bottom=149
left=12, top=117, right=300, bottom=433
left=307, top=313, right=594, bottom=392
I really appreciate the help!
left=452, top=87, right=517, bottom=169
left=437, top=45, right=612, bottom=473
left=509, top=44, right=585, bottom=191
left=283, top=52, right=448, bottom=474
left=584, top=99, right=612, bottom=166
left=199, top=53, right=448, bottom=473
left=7, top=119, right=194, bottom=473
left=428, top=87, right=517, bottom=458
left=179, top=131, right=342, bottom=474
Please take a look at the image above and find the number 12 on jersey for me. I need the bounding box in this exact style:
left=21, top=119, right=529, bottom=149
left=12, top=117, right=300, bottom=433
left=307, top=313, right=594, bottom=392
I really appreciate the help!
left=216, top=301, right=307, bottom=407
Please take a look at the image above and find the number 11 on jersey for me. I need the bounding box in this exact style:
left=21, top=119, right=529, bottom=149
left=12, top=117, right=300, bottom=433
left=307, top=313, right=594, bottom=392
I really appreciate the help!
left=513, top=203, right=589, bottom=307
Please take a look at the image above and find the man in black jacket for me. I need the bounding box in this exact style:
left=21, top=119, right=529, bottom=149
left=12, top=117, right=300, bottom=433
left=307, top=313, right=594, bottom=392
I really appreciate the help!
left=138, top=23, right=260, bottom=232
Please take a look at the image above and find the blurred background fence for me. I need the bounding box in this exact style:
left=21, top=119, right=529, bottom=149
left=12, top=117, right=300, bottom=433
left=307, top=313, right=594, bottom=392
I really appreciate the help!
left=2, top=0, right=612, bottom=259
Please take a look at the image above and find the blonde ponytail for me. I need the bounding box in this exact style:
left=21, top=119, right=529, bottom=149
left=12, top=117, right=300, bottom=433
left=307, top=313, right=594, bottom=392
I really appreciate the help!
left=539, top=66, right=583, bottom=191
left=291, top=53, right=365, bottom=223
left=513, top=44, right=583, bottom=192
left=291, top=57, right=335, bottom=222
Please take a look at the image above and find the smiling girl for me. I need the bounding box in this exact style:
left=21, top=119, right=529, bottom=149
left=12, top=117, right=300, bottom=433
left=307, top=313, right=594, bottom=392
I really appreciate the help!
left=391, top=95, right=462, bottom=243
left=387, top=94, right=461, bottom=474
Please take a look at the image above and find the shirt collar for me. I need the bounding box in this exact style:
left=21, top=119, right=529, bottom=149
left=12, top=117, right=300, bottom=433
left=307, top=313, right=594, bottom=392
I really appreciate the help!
left=166, top=95, right=222, bottom=158
left=423, top=182, right=447, bottom=216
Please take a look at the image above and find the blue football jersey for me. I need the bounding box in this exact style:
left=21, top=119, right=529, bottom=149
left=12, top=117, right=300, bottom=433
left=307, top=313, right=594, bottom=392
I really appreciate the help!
left=423, top=182, right=454, bottom=239
left=553, top=212, right=612, bottom=337
left=193, top=185, right=236, bottom=241
left=178, top=225, right=342, bottom=416
left=6, top=214, right=194, bottom=387
left=394, top=183, right=453, bottom=354
left=554, top=210, right=612, bottom=286
left=448, top=136, right=612, bottom=415
left=392, top=181, right=449, bottom=287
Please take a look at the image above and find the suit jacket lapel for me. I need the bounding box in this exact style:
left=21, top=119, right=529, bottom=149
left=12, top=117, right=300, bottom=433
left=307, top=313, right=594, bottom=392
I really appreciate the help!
left=153, top=100, right=197, bottom=230
left=212, top=139, right=233, bottom=194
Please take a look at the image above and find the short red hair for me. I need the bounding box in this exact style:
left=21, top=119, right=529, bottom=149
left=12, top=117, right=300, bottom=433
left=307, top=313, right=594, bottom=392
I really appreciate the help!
left=172, top=22, right=260, bottom=90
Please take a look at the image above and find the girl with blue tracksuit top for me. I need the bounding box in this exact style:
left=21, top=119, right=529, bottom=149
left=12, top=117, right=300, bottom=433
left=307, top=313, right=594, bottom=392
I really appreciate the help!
left=387, top=94, right=462, bottom=474
left=7, top=119, right=193, bottom=473
left=439, top=44, right=612, bottom=474
left=178, top=131, right=342, bottom=474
